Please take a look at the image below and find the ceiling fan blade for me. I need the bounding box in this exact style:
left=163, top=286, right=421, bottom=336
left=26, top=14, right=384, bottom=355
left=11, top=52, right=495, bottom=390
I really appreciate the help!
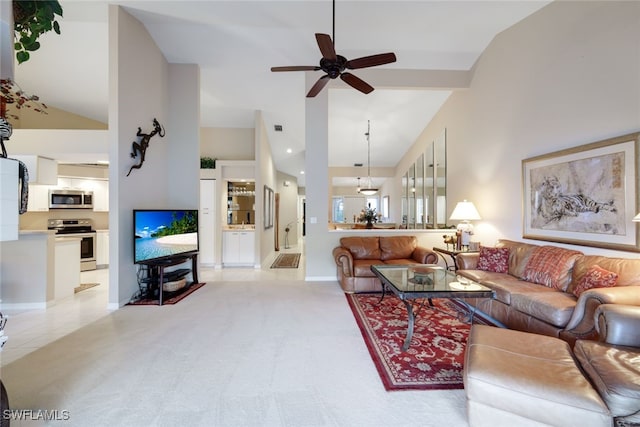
left=306, top=75, right=330, bottom=98
left=315, top=33, right=337, bottom=61
left=346, top=52, right=397, bottom=70
left=340, top=73, right=374, bottom=94
left=271, top=66, right=320, bottom=72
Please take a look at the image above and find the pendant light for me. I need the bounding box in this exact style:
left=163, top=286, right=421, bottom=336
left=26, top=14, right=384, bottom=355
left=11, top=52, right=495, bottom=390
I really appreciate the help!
left=360, top=120, right=378, bottom=196
left=356, top=177, right=361, bottom=193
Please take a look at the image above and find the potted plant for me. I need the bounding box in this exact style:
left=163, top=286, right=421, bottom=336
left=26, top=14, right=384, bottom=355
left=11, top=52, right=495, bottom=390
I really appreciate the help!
left=358, top=204, right=379, bottom=229
left=13, top=0, right=64, bottom=64
left=200, top=157, right=216, bottom=169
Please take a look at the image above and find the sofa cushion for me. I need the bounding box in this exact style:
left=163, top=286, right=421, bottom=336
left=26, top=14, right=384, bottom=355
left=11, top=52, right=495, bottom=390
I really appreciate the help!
left=572, top=265, right=618, bottom=298
left=510, top=290, right=577, bottom=328
left=339, top=236, right=381, bottom=260
left=465, top=325, right=610, bottom=427
left=574, top=340, right=640, bottom=419
left=457, top=271, right=549, bottom=305
left=496, top=239, right=540, bottom=279
left=522, top=246, right=582, bottom=291
left=352, top=259, right=379, bottom=277
left=379, top=236, right=416, bottom=261
left=571, top=255, right=640, bottom=291
left=477, top=246, right=510, bottom=273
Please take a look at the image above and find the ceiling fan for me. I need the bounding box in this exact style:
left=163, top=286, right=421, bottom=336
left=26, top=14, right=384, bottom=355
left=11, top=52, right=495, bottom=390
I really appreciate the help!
left=270, top=0, right=397, bottom=97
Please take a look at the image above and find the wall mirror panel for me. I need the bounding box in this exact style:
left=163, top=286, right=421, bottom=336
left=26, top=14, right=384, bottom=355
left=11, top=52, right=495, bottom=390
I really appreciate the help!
left=403, top=129, right=447, bottom=229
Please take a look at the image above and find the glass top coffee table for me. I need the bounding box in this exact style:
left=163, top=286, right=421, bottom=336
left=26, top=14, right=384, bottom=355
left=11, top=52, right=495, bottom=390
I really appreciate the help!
left=370, top=264, right=494, bottom=351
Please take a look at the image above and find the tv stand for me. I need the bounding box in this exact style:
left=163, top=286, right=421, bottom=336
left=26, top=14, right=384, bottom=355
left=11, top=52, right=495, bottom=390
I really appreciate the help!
left=138, top=253, right=199, bottom=305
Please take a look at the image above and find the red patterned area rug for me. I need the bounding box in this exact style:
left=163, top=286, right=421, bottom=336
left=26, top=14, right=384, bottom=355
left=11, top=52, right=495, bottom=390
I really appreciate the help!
left=127, top=282, right=206, bottom=306
left=346, top=293, right=474, bottom=391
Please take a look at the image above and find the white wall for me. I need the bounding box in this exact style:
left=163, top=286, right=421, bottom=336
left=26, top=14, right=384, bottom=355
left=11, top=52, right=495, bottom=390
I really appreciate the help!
left=276, top=170, right=299, bottom=248
left=256, top=112, right=277, bottom=266
left=201, top=127, right=254, bottom=161
left=108, top=6, right=200, bottom=307
left=304, top=0, right=640, bottom=280
left=396, top=0, right=640, bottom=259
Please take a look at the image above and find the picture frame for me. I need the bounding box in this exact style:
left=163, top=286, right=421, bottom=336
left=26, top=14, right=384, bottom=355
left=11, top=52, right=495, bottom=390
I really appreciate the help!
left=522, top=132, right=639, bottom=252
left=264, top=185, right=274, bottom=229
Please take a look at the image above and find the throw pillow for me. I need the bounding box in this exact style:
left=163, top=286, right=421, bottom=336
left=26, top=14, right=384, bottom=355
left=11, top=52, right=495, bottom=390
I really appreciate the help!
left=476, top=246, right=510, bottom=273
left=572, top=265, right=618, bottom=298
left=522, top=246, right=582, bottom=291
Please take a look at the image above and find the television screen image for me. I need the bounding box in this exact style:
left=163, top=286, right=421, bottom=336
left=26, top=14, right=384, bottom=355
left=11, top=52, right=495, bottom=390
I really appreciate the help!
left=134, top=210, right=198, bottom=264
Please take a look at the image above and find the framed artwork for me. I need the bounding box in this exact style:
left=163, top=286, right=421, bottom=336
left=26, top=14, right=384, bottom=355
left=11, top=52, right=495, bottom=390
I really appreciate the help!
left=522, top=132, right=639, bottom=252
left=264, top=185, right=274, bottom=229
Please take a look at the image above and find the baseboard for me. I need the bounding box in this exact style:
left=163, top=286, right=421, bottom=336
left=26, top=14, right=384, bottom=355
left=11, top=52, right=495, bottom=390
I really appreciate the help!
left=305, top=275, right=338, bottom=281
left=0, top=301, right=51, bottom=310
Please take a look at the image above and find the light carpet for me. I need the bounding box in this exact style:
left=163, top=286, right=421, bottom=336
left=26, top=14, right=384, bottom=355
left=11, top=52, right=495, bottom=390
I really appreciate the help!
left=1, top=280, right=470, bottom=427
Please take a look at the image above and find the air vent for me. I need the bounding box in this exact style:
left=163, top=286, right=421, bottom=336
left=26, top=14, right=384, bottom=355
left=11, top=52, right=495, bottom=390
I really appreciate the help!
left=274, top=125, right=283, bottom=132
left=354, top=163, right=363, bottom=167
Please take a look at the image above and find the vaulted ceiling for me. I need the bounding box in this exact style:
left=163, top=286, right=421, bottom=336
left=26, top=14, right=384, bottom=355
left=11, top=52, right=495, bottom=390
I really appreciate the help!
left=12, top=0, right=550, bottom=186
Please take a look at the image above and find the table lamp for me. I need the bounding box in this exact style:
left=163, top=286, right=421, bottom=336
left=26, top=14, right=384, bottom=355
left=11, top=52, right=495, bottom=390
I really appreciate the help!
left=449, top=200, right=481, bottom=247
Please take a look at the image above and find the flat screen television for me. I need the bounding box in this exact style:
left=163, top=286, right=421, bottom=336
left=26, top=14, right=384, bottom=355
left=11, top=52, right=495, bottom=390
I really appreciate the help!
left=133, top=209, right=199, bottom=264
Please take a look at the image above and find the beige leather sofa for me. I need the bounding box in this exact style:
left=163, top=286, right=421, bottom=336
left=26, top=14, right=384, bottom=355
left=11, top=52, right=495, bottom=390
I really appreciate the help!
left=332, top=236, right=438, bottom=293
left=456, top=239, right=640, bottom=345
left=464, top=304, right=640, bottom=427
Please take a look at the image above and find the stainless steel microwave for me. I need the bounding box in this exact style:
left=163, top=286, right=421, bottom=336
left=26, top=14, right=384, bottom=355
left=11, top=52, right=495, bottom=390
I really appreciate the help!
left=49, top=189, right=94, bottom=209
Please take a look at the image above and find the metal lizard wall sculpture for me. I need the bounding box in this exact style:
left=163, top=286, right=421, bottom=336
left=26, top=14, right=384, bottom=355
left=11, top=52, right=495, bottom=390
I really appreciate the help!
left=126, top=118, right=165, bottom=177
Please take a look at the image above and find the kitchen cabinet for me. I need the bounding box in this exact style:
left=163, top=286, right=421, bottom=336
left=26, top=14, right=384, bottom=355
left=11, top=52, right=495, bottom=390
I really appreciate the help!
left=222, top=230, right=254, bottom=266
left=0, top=158, right=19, bottom=241
left=199, top=179, right=216, bottom=266
left=92, top=180, right=109, bottom=212
left=96, top=230, right=109, bottom=267
left=56, top=177, right=109, bottom=211
left=26, top=184, right=51, bottom=212
left=12, top=155, right=58, bottom=185
left=54, top=236, right=81, bottom=300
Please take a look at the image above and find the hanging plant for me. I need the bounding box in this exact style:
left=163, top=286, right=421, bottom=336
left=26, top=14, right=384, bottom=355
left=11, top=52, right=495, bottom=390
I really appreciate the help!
left=13, top=0, right=63, bottom=64
left=0, top=78, right=48, bottom=120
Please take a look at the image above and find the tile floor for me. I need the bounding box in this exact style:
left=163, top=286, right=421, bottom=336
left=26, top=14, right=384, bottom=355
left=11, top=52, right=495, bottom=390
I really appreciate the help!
left=0, top=245, right=306, bottom=366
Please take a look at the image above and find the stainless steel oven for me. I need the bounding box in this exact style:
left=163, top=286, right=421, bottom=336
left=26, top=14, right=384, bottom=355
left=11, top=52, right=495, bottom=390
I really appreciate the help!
left=48, top=219, right=97, bottom=271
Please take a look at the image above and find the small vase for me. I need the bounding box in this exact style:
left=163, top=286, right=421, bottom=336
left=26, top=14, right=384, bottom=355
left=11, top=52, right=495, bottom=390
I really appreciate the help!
left=366, top=219, right=373, bottom=229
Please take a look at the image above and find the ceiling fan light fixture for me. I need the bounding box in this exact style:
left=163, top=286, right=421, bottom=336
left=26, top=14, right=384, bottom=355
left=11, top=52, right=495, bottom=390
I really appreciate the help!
left=270, top=0, right=396, bottom=97
left=360, top=188, right=378, bottom=196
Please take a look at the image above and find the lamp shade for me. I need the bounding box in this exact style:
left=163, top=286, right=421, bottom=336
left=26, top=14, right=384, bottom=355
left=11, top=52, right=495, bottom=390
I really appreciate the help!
left=633, top=213, right=640, bottom=222
left=449, top=200, right=481, bottom=221
left=360, top=188, right=378, bottom=196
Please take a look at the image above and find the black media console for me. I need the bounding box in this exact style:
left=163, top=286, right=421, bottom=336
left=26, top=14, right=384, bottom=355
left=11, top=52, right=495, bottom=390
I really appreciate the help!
left=138, top=252, right=199, bottom=305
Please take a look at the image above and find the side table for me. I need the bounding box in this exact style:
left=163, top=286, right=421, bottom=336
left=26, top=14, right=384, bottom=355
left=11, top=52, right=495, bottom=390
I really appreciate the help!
left=433, top=247, right=478, bottom=271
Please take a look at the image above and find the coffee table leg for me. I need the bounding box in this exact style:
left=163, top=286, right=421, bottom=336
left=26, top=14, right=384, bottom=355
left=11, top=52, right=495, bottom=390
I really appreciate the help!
left=377, top=281, right=386, bottom=304
left=401, top=299, right=415, bottom=351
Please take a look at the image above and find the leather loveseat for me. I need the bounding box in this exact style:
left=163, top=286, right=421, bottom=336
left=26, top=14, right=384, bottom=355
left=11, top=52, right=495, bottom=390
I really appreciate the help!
left=456, top=239, right=640, bottom=345
left=464, top=304, right=640, bottom=427
left=332, top=236, right=438, bottom=293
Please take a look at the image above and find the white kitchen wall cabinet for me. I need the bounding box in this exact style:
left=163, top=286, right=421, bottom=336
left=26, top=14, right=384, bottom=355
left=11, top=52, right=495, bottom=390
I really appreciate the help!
left=13, top=155, right=57, bottom=185
left=92, top=180, right=109, bottom=212
left=26, top=184, right=51, bottom=212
